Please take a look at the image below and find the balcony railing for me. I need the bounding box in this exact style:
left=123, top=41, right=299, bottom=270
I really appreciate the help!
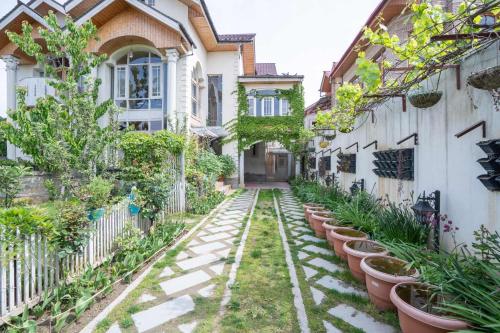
left=18, top=77, right=56, bottom=107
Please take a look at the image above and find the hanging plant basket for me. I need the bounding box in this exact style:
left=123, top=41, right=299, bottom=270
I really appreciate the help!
left=467, top=65, right=500, bottom=91
left=408, top=90, right=443, bottom=109
left=319, top=141, right=330, bottom=149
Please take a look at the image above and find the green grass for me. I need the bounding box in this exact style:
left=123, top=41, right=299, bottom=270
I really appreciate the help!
left=219, top=189, right=300, bottom=333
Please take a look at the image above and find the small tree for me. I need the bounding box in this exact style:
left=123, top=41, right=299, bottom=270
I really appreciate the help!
left=1, top=13, right=119, bottom=197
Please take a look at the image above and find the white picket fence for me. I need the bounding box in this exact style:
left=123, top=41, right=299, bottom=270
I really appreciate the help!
left=0, top=156, right=186, bottom=322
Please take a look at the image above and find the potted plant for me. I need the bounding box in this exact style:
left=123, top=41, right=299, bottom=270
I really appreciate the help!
left=306, top=207, right=327, bottom=227
left=329, top=227, right=367, bottom=261
left=319, top=141, right=329, bottom=149
left=467, top=65, right=500, bottom=91
left=79, top=177, right=113, bottom=221
left=128, top=186, right=141, bottom=216
left=343, top=240, right=388, bottom=282
left=310, top=211, right=335, bottom=238
left=390, top=282, right=469, bottom=333
left=218, top=154, right=236, bottom=184
left=408, top=90, right=443, bottom=109
left=360, top=255, right=418, bottom=310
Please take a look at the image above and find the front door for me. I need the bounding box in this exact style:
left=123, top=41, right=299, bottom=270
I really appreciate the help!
left=274, top=154, right=289, bottom=181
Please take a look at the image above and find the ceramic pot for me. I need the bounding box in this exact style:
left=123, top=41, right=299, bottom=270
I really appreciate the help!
left=310, top=211, right=335, bottom=238
left=343, top=240, right=388, bottom=282
left=360, top=255, right=418, bottom=310
left=329, top=228, right=367, bottom=261
left=323, top=222, right=339, bottom=249
left=390, top=282, right=469, bottom=333
left=306, top=207, right=325, bottom=227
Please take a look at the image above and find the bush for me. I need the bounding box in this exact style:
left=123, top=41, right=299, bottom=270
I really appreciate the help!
left=78, top=176, right=113, bottom=211
left=376, top=199, right=430, bottom=245
left=197, top=150, right=223, bottom=180
left=53, top=201, right=91, bottom=258
left=218, top=155, right=236, bottom=178
left=0, top=164, right=31, bottom=207
left=335, top=191, right=380, bottom=234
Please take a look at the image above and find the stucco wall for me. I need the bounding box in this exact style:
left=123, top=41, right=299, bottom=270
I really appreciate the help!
left=323, top=42, right=500, bottom=249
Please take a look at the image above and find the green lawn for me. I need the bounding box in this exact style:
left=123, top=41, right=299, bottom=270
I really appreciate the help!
left=219, top=190, right=300, bottom=333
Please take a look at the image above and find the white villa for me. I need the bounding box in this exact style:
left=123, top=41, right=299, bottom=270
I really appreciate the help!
left=0, top=0, right=303, bottom=187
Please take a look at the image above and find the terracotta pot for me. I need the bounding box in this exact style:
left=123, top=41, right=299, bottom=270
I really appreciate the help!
left=323, top=222, right=339, bottom=249
left=343, top=240, right=388, bottom=282
left=310, top=211, right=335, bottom=238
left=329, top=228, right=367, bottom=261
left=390, top=282, right=469, bottom=333
left=303, top=203, right=324, bottom=225
left=306, top=207, right=325, bottom=227
left=360, top=255, right=418, bottom=310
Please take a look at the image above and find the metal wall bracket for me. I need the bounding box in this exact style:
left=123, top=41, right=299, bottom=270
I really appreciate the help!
left=397, top=133, right=418, bottom=146
left=346, top=142, right=359, bottom=152
left=455, top=121, right=486, bottom=139
left=363, top=140, right=378, bottom=150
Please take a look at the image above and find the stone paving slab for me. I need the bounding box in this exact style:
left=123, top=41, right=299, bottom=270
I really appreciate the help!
left=323, top=320, right=342, bottom=333
left=307, top=257, right=342, bottom=273
left=131, top=295, right=195, bottom=332
left=189, top=241, right=228, bottom=254
left=177, top=253, right=220, bottom=270
left=316, top=276, right=367, bottom=297
left=328, top=304, right=396, bottom=333
left=159, top=270, right=212, bottom=295
left=302, top=245, right=334, bottom=256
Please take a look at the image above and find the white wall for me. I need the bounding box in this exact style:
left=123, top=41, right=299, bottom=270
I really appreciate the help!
left=328, top=42, right=500, bottom=249
left=0, top=60, right=6, bottom=119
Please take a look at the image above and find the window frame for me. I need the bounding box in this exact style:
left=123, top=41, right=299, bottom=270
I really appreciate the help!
left=247, top=96, right=255, bottom=116
left=262, top=97, right=274, bottom=117
left=191, top=70, right=200, bottom=117
left=280, top=98, right=290, bottom=116
left=114, top=51, right=163, bottom=111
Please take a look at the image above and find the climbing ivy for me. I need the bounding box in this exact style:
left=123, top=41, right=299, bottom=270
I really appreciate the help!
left=226, top=83, right=312, bottom=155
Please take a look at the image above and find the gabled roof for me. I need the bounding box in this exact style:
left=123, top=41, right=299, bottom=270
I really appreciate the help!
left=305, top=95, right=332, bottom=115
left=320, top=70, right=332, bottom=94
left=256, top=63, right=277, bottom=76
left=330, top=0, right=407, bottom=79
left=27, top=0, right=66, bottom=16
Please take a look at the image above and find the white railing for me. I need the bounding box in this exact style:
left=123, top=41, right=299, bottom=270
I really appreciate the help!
left=0, top=155, right=185, bottom=321
left=18, top=77, right=56, bottom=107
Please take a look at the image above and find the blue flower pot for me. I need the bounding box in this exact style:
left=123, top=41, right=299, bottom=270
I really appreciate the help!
left=88, top=208, right=105, bottom=221
left=128, top=203, right=141, bottom=216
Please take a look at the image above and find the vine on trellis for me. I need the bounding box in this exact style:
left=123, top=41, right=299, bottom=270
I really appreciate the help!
left=226, top=83, right=313, bottom=155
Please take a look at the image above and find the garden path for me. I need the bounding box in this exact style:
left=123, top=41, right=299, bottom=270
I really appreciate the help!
left=100, top=190, right=257, bottom=333
left=278, top=190, right=398, bottom=333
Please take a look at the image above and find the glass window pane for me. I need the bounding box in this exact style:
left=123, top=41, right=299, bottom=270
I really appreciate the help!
left=152, top=65, right=161, bottom=97
left=116, top=67, right=126, bottom=98
left=151, top=99, right=162, bottom=109
left=263, top=97, right=273, bottom=116
left=129, top=99, right=149, bottom=109
left=129, top=121, right=149, bottom=131
left=117, top=55, right=128, bottom=65
left=129, top=65, right=149, bottom=99
left=192, top=100, right=197, bottom=116
left=248, top=97, right=254, bottom=115
left=192, top=82, right=197, bottom=99
left=129, top=51, right=149, bottom=64
left=150, top=120, right=162, bottom=131
left=116, top=100, right=126, bottom=108
left=119, top=122, right=127, bottom=131
left=150, top=54, right=161, bottom=63
left=281, top=99, right=289, bottom=115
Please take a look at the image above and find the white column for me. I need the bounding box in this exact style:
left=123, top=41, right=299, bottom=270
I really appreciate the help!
left=3, top=56, right=19, bottom=160
left=165, top=49, right=179, bottom=130
left=239, top=151, right=245, bottom=188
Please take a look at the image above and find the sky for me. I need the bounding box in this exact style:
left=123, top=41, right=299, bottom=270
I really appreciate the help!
left=0, top=0, right=381, bottom=112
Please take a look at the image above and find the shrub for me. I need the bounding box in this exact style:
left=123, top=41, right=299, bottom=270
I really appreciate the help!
left=376, top=199, right=430, bottom=245
left=197, top=150, right=223, bottom=180
left=218, top=155, right=236, bottom=178
left=0, top=164, right=31, bottom=207
left=78, top=176, right=113, bottom=211
left=335, top=191, right=380, bottom=234
left=52, top=201, right=91, bottom=258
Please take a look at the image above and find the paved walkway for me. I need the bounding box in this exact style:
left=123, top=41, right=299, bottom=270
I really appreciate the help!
left=278, top=190, right=396, bottom=333
left=104, top=191, right=256, bottom=333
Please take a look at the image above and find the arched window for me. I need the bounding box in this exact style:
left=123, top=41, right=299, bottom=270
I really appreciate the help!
left=115, top=51, right=162, bottom=110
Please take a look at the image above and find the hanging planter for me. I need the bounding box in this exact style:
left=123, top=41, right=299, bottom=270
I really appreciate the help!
left=408, top=90, right=443, bottom=109
left=319, top=141, right=330, bottom=149
left=467, top=65, right=500, bottom=91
